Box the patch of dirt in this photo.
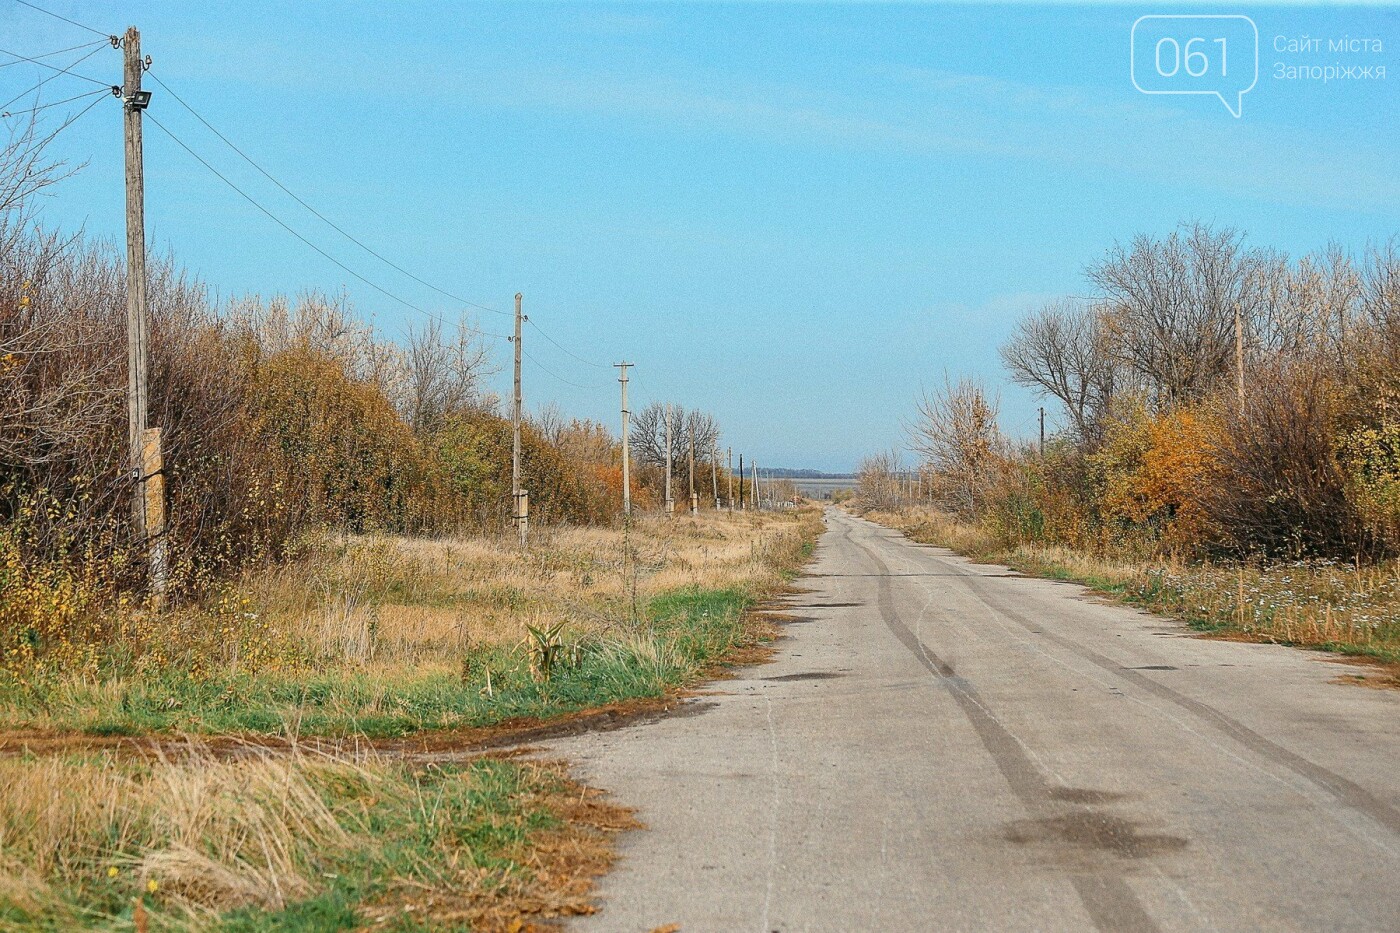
[1327,655,1400,691]
[363,757,642,932]
[1003,810,1188,867]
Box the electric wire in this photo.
[144,70,512,320]
[1,84,107,118]
[13,0,649,417]
[31,85,106,136]
[522,348,608,391]
[0,42,108,84]
[12,0,111,38]
[0,37,106,69]
[143,70,624,373]
[8,12,616,379]
[145,110,511,342]
[0,41,108,113]
[526,317,611,368]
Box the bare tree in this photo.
[401,316,494,434]
[533,401,566,446]
[0,111,81,221]
[856,449,903,511]
[1000,300,1124,446]
[629,402,719,473]
[907,377,1003,518]
[1089,223,1275,404]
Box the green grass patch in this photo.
[0,586,763,738]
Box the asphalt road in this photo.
[548,508,1400,932]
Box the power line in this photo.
[522,348,608,390]
[0,41,109,113]
[527,317,611,369]
[1,84,107,118]
[12,0,111,38]
[0,42,108,85]
[25,84,107,137]
[144,70,512,320]
[144,110,511,343]
[0,37,106,69]
[143,69,623,373]
[140,67,639,378]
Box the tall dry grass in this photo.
[249,509,812,667]
[0,747,621,929]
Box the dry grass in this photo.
[0,508,823,736]
[249,509,810,666]
[0,748,635,930]
[0,510,824,926]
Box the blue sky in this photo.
[4,1,1397,471]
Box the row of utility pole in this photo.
[121,25,766,590]
[610,368,769,518]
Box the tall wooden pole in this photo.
[687,420,697,514]
[123,27,165,596]
[512,292,526,545]
[124,27,148,539]
[1038,406,1045,456]
[615,362,631,517]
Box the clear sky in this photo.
[4,1,1397,472]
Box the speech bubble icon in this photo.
[1131,15,1258,118]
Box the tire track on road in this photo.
[847,523,1161,933]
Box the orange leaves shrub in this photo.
[1097,405,1220,551]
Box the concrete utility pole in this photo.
[614,362,632,516]
[737,453,744,511]
[663,404,674,514]
[711,443,720,510]
[687,421,697,514]
[512,292,527,546]
[751,463,760,510]
[726,447,734,511]
[1234,301,1245,407]
[123,26,164,596]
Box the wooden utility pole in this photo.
[1234,301,1245,407]
[711,443,720,510]
[512,293,527,546]
[663,404,674,514]
[614,362,632,517]
[123,26,164,596]
[1038,407,1045,456]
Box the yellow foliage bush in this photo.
[1094,404,1220,552]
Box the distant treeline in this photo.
[863,222,1400,563]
